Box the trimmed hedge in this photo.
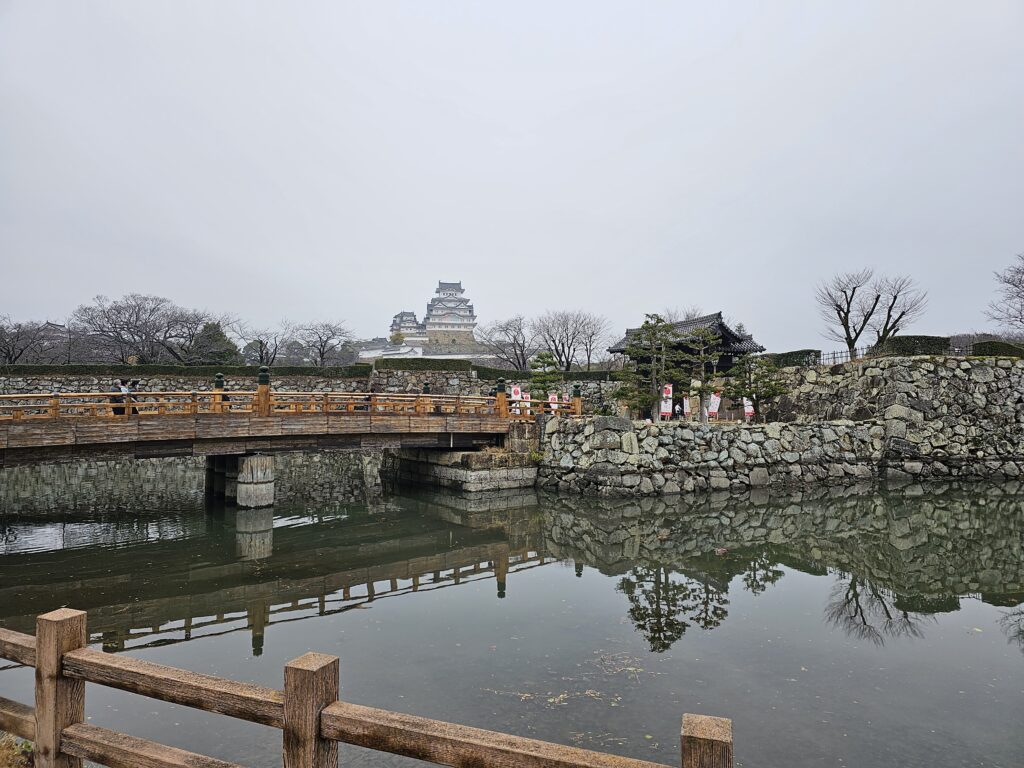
[972,340,1024,358]
[374,358,473,372]
[471,365,520,380]
[0,364,372,378]
[764,349,821,368]
[875,336,950,356]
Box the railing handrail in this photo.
[0,610,733,767]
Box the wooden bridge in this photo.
[0,608,734,768]
[0,376,581,470]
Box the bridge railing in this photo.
[0,609,733,768]
[0,390,585,421]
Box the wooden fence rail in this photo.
[0,389,584,422]
[0,609,733,768]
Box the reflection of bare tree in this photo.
[825,575,935,645]
[617,566,729,652]
[999,607,1024,655]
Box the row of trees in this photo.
[0,294,354,368]
[476,310,612,371]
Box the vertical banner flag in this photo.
[743,398,755,419]
[660,383,673,417]
[549,393,559,412]
[510,384,522,414]
[708,392,722,418]
[682,396,691,416]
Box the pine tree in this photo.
[529,351,562,396]
[677,326,722,424]
[723,355,787,422]
[615,314,687,420]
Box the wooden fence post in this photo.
[213,373,225,414]
[49,393,61,420]
[495,379,509,419]
[257,367,272,417]
[681,714,733,768]
[35,609,87,768]
[572,384,583,416]
[283,652,339,768]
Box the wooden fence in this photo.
[0,609,733,768]
[0,389,583,422]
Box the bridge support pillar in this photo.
[231,508,274,560]
[205,456,228,497]
[237,454,275,508]
[224,456,239,503]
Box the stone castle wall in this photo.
[0,370,620,411]
[539,356,1024,495]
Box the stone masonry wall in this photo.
[0,371,620,412]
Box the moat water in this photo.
[0,483,1022,767]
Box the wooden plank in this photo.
[35,608,87,768]
[62,647,285,728]
[248,416,284,437]
[681,714,733,768]
[0,626,36,666]
[280,414,328,435]
[134,440,194,459]
[370,415,411,434]
[61,724,244,768]
[195,415,253,440]
[321,701,673,768]
[407,415,448,433]
[74,419,139,445]
[6,422,76,449]
[445,415,510,433]
[136,416,197,442]
[192,439,250,456]
[0,423,8,449]
[0,694,35,740]
[326,413,372,434]
[283,653,339,768]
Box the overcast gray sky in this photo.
[1,1,1022,351]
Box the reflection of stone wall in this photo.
[541,484,1024,601]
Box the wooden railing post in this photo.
[257,366,272,418]
[49,392,60,420]
[572,384,583,416]
[213,373,225,414]
[283,652,339,768]
[35,609,87,768]
[681,714,733,768]
[495,379,509,419]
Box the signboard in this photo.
[548,393,559,412]
[660,383,673,418]
[743,398,755,420]
[708,392,722,419]
[510,385,522,400]
[682,396,691,416]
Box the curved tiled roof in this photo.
[608,311,764,354]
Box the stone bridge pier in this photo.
[205,454,276,508]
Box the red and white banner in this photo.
[708,392,722,418]
[510,385,522,400]
[660,383,673,417]
[549,393,559,412]
[682,397,691,416]
[743,398,755,419]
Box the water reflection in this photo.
[1,483,1022,655]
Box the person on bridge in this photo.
[110,381,125,415]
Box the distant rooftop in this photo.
[608,312,764,355]
[437,281,463,292]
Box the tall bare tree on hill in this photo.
[295,321,353,367]
[987,253,1024,330]
[578,313,611,371]
[817,270,927,358]
[235,321,295,366]
[476,315,536,371]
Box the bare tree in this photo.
[476,315,536,371]
[68,294,220,364]
[532,310,588,371]
[987,253,1024,330]
[869,275,928,345]
[234,321,294,366]
[0,316,54,364]
[816,269,881,358]
[578,313,611,371]
[663,305,705,323]
[294,321,352,367]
